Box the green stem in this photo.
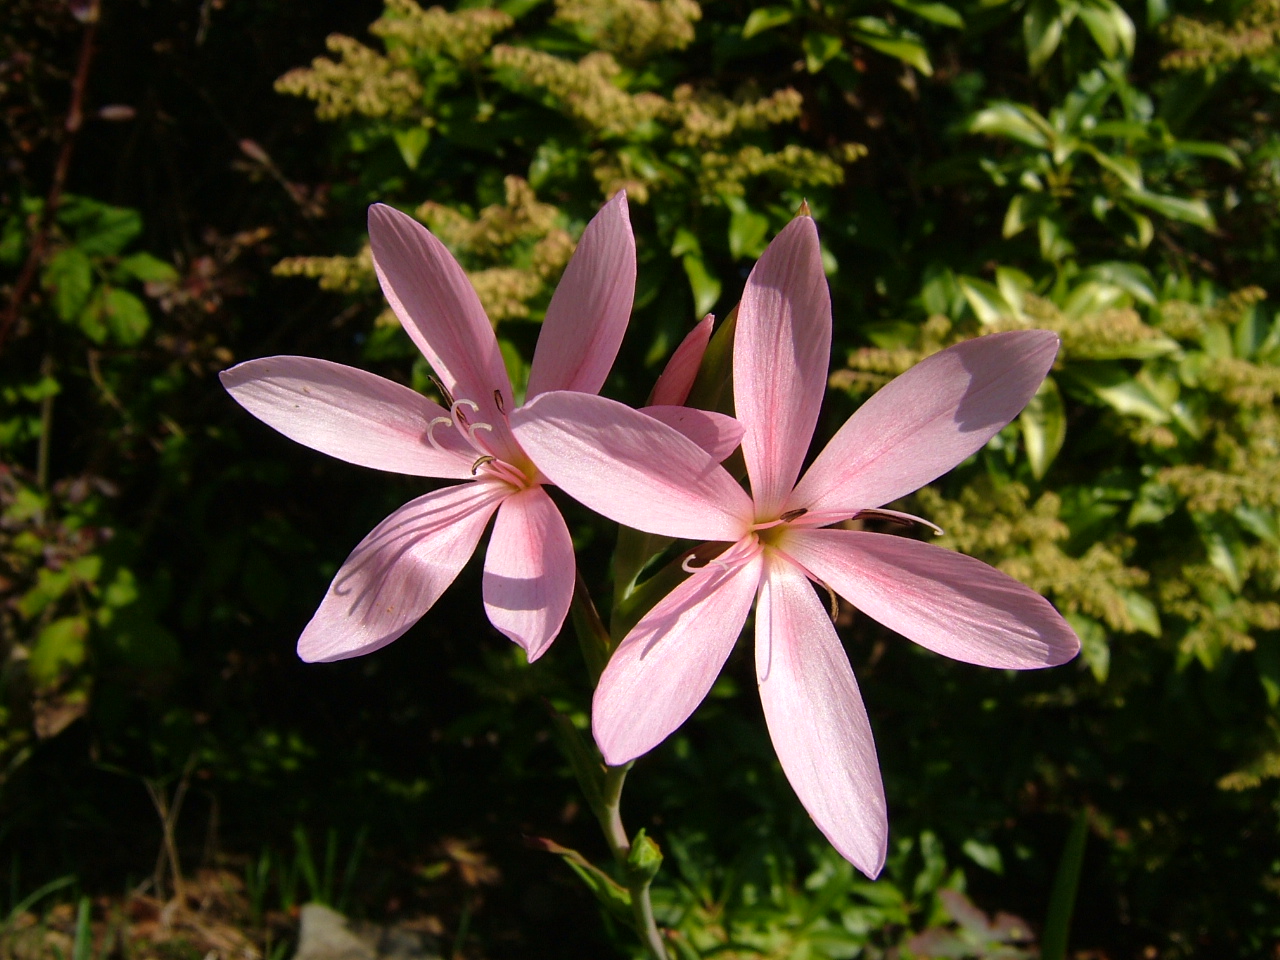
[599,764,668,960]
[567,585,668,959]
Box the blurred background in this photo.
[2,0,1279,956]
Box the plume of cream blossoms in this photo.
[509,212,1081,877]
[220,194,740,665]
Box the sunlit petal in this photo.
[511,391,755,541]
[735,216,831,517]
[641,405,744,462]
[792,331,1059,515]
[367,203,520,461]
[527,192,635,398]
[483,486,575,662]
[649,314,714,406]
[297,480,508,663]
[220,356,475,478]
[593,540,764,765]
[756,553,887,877]
[780,528,1080,668]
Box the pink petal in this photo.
[780,528,1080,668]
[648,314,714,406]
[755,553,887,877]
[220,356,475,479]
[640,405,744,462]
[510,391,755,541]
[367,204,521,463]
[526,192,635,399]
[297,479,508,663]
[483,486,574,662]
[593,540,764,764]
[792,331,1060,516]
[735,216,832,518]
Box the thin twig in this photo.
[0,0,103,354]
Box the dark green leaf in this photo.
[118,252,179,283]
[43,247,94,322]
[100,287,151,345]
[742,5,793,38]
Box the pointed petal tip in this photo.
[367,201,402,233]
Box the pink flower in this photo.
[509,214,1080,876]
[221,194,668,664]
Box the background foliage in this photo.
[2,0,1279,956]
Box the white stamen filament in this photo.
[425,416,454,451]
[467,421,493,446]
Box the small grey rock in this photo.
[291,903,442,960]
[292,904,376,960]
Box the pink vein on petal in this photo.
[641,405,744,462]
[483,486,575,663]
[511,391,754,541]
[527,191,635,399]
[755,553,887,877]
[220,356,475,479]
[792,330,1060,516]
[649,314,714,406]
[735,216,831,517]
[781,528,1081,668]
[593,540,764,765]
[367,203,519,461]
[298,479,508,663]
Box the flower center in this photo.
[425,394,530,488]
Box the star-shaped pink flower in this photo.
[221,194,733,664]
[509,214,1080,876]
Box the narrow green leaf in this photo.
[570,577,613,683]
[1019,376,1067,479]
[72,897,93,960]
[1042,811,1089,960]
[1038,215,1075,261]
[1170,139,1242,168]
[1192,512,1246,592]
[1002,193,1039,238]
[1234,504,1279,545]
[548,708,608,816]
[967,103,1052,149]
[1123,190,1215,229]
[1078,0,1135,59]
[118,252,179,283]
[1024,0,1066,72]
[850,19,932,74]
[681,254,720,318]
[1064,363,1170,422]
[1121,590,1161,636]
[1087,147,1143,191]
[742,5,793,38]
[728,206,769,260]
[887,0,965,27]
[803,31,844,73]
[962,839,1004,874]
[526,836,633,924]
[393,126,430,170]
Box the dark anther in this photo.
[819,580,839,622]
[429,375,454,408]
[471,455,496,475]
[780,507,808,522]
[494,390,505,414]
